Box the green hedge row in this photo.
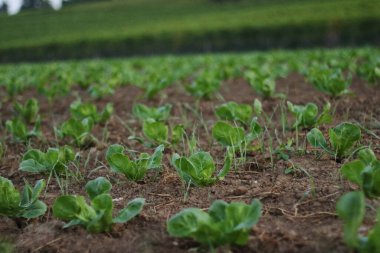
[1,18,379,63]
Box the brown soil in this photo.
[1,73,380,253]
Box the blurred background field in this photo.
[0,0,379,62]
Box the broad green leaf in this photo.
[85,177,112,200]
[21,200,47,219]
[53,195,85,221]
[329,123,361,158]
[340,160,365,186]
[0,176,21,217]
[132,103,171,122]
[358,148,377,165]
[212,121,245,147]
[167,208,216,242]
[336,191,365,248]
[172,125,185,144]
[147,145,164,170]
[88,194,113,233]
[361,161,380,198]
[215,102,253,125]
[143,121,168,145]
[307,128,329,151]
[253,99,262,115]
[113,198,145,223]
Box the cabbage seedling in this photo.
[141,121,184,146]
[171,148,232,186]
[19,146,76,174]
[340,148,380,199]
[336,191,380,252]
[14,98,39,124]
[307,66,352,97]
[56,117,95,147]
[0,177,47,219]
[307,122,361,161]
[212,120,262,149]
[186,71,221,99]
[167,199,262,248]
[5,117,42,143]
[53,177,145,233]
[132,103,172,122]
[215,102,253,126]
[245,71,285,99]
[106,144,164,181]
[287,101,332,129]
[70,100,113,124]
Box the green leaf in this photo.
[223,199,262,245]
[171,125,185,144]
[215,102,253,125]
[358,148,377,165]
[147,145,164,170]
[143,121,169,145]
[167,208,217,244]
[99,103,114,124]
[167,199,262,247]
[316,102,332,125]
[88,194,113,233]
[53,195,84,221]
[361,161,380,198]
[113,198,145,223]
[85,177,112,200]
[132,103,171,122]
[216,148,233,180]
[253,99,262,115]
[246,118,262,141]
[0,176,21,217]
[21,200,47,219]
[14,98,39,124]
[340,160,365,186]
[336,191,365,248]
[212,121,245,147]
[307,128,329,151]
[329,123,361,159]
[106,144,125,172]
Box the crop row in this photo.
[0,48,379,251]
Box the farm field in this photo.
[0,47,380,252]
[1,0,380,61]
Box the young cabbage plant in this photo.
[212,120,262,150]
[14,98,39,124]
[307,122,361,161]
[0,177,47,219]
[356,56,380,85]
[19,146,76,174]
[307,66,352,97]
[106,144,164,181]
[340,148,380,199]
[245,71,284,99]
[215,102,253,126]
[142,74,173,99]
[336,191,380,252]
[287,101,332,129]
[56,117,95,147]
[140,121,184,146]
[52,177,145,233]
[132,103,172,122]
[186,72,221,99]
[171,148,233,187]
[70,100,113,124]
[167,199,262,248]
[5,117,42,143]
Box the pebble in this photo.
[233,186,248,195]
